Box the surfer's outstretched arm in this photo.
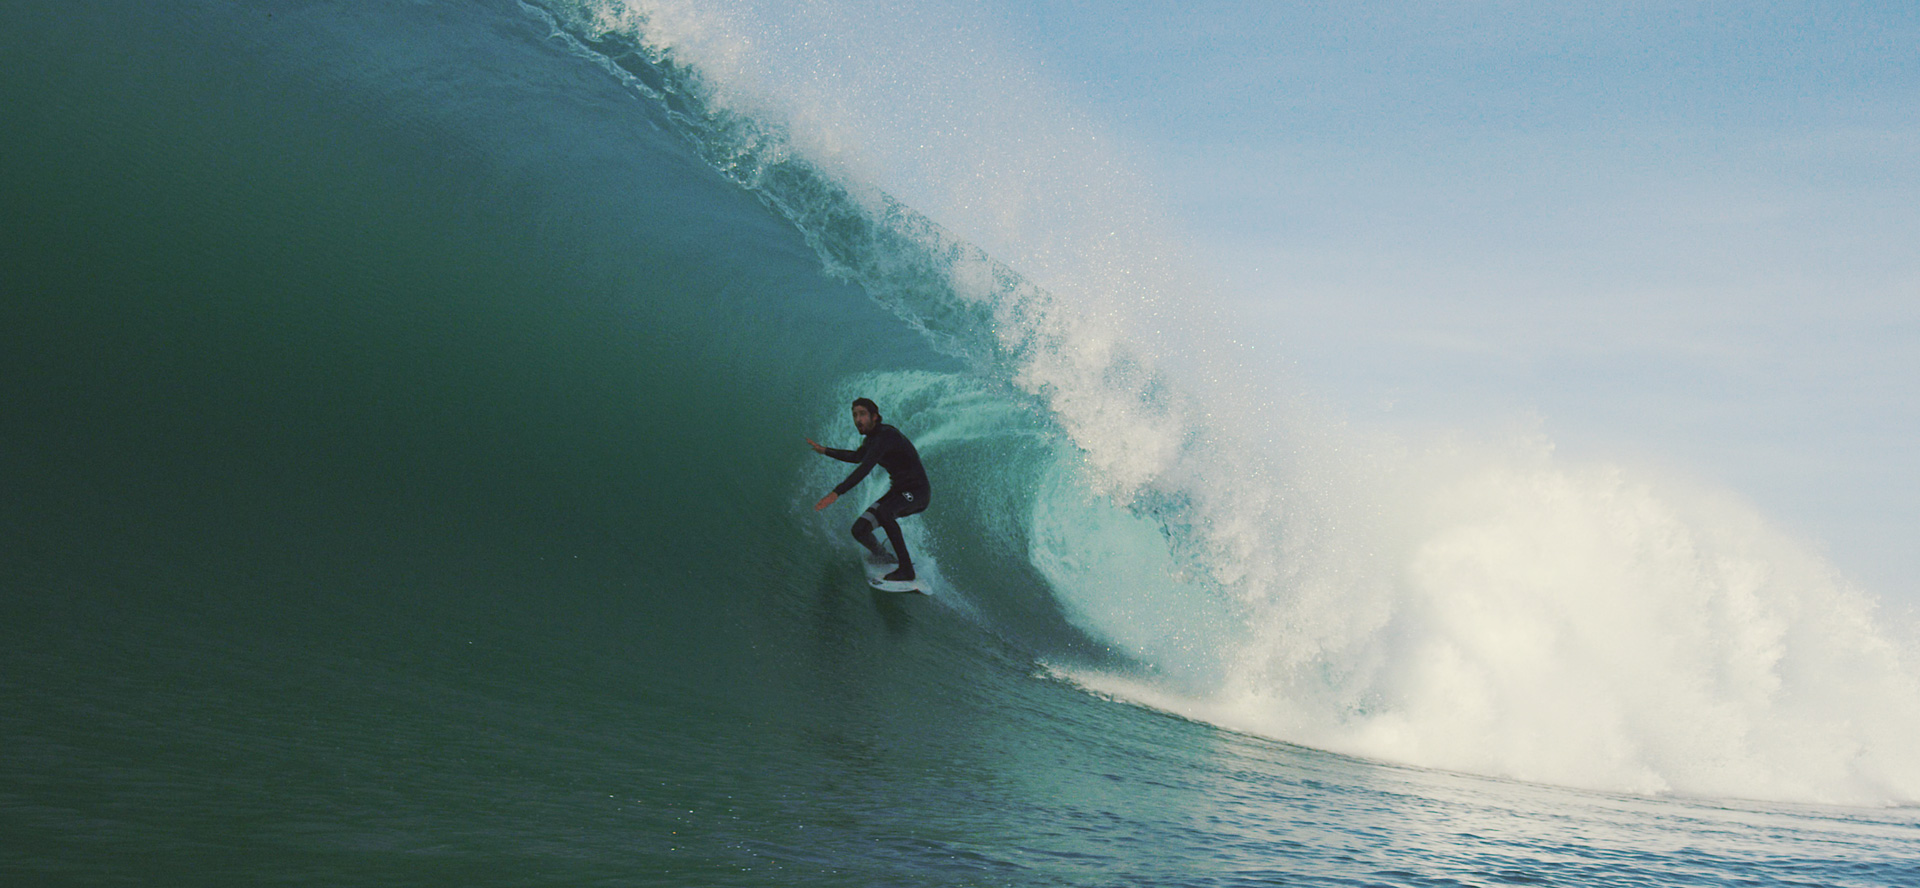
[808,435,864,510]
[808,436,862,464]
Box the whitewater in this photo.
[537,0,1920,807]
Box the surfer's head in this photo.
[851,398,881,435]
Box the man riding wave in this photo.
[808,397,930,586]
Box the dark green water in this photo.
[1,0,954,878]
[5,2,1917,885]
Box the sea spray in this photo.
[1216,436,1920,803]
[528,0,1920,804]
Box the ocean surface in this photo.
[4,1,1917,885]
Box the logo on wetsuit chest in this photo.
[903,491,916,503]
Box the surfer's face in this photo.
[852,404,877,434]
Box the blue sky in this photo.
[981,1,1920,601]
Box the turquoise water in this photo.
[4,1,1917,884]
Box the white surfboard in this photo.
[863,558,927,595]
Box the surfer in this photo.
[808,397,930,585]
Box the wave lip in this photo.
[532,0,1920,806]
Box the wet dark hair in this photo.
[851,397,881,422]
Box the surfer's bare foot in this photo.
[883,566,915,582]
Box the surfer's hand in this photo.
[815,492,838,511]
[806,437,826,454]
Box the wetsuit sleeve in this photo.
[821,446,860,464]
[832,435,890,495]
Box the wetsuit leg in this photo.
[857,487,929,576]
[879,516,910,571]
[850,514,890,561]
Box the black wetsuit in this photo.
[823,424,930,575]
